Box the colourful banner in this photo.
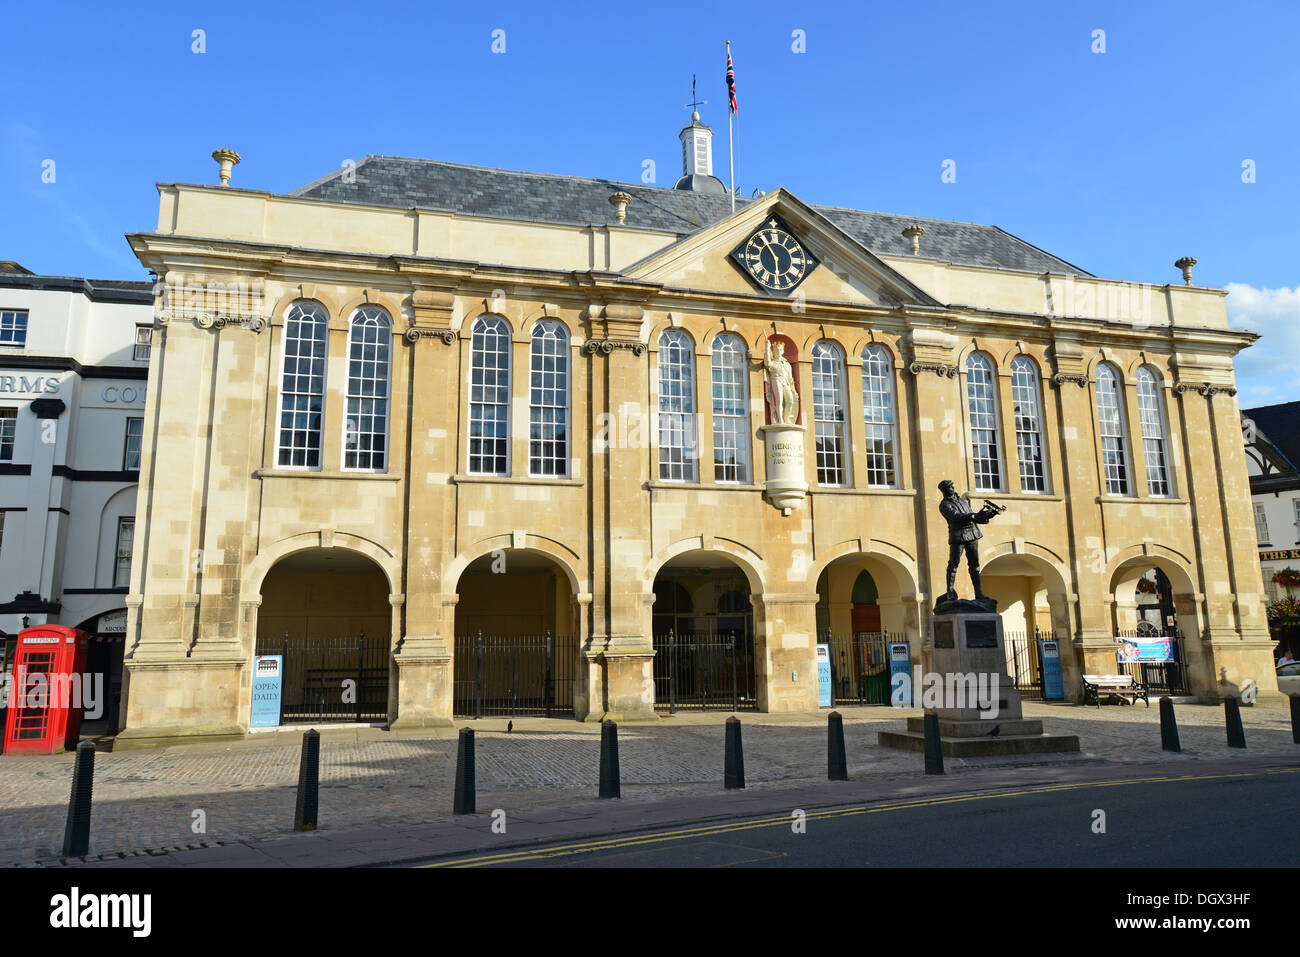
[1115,636,1174,664]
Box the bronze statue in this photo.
[936,479,1001,611]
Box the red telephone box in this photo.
[2,626,90,755]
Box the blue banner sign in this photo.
[1115,636,1174,664]
[1040,638,1065,700]
[250,654,283,728]
[816,643,833,707]
[889,642,912,706]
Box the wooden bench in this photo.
[1081,674,1149,708]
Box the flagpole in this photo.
[727,40,735,213]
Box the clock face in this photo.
[730,216,819,294]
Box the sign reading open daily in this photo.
[250,655,283,727]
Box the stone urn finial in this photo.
[212,148,242,187]
[609,191,633,225]
[1175,256,1197,285]
[902,223,925,255]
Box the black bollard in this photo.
[923,712,944,775]
[454,727,476,814]
[1291,695,1300,746]
[62,740,96,858]
[294,729,320,831]
[827,711,848,781]
[1159,696,1181,753]
[724,716,745,789]
[599,720,620,799]
[1225,697,1247,749]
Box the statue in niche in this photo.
[763,338,799,425]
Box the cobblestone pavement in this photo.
[1,701,1294,866]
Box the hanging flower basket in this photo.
[1268,595,1300,625]
[1271,567,1300,589]
[1136,578,1158,595]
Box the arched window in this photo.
[812,341,850,486]
[277,300,329,469]
[1094,362,1130,495]
[1010,355,1047,492]
[657,329,697,482]
[860,344,897,487]
[711,333,750,483]
[343,306,391,472]
[1136,367,1171,496]
[528,320,569,476]
[965,353,1002,491]
[468,315,511,475]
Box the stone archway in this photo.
[813,551,920,705]
[1108,556,1203,694]
[451,549,578,718]
[980,551,1077,700]
[651,550,759,712]
[256,548,392,723]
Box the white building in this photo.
[0,262,153,723]
[1241,401,1300,652]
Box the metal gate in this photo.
[254,634,390,723]
[823,631,895,705]
[452,633,577,718]
[653,630,757,713]
[1005,630,1052,701]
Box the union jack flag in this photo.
[726,49,737,114]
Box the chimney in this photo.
[902,223,926,256]
[212,148,242,187]
[608,191,632,225]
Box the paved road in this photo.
[416,765,1300,867]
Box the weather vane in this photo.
[684,73,708,113]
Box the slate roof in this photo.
[292,155,1092,277]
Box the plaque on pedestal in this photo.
[760,423,807,514]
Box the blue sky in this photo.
[2,0,1296,404]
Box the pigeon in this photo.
[507,720,513,733]
[987,724,1000,737]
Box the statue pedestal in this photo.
[759,423,807,514]
[878,611,1080,756]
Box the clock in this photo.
[729,215,819,294]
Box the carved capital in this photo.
[1050,372,1090,389]
[404,327,457,345]
[907,360,958,378]
[582,338,646,357]
[1174,381,1237,397]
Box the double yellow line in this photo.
[421,766,1297,867]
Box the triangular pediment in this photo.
[623,188,941,308]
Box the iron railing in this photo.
[452,633,577,718]
[254,633,390,723]
[652,630,757,713]
[822,630,897,705]
[1004,629,1059,701]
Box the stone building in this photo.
[117,123,1278,745]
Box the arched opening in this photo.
[651,551,757,711]
[255,549,392,723]
[814,553,916,704]
[452,549,577,717]
[980,552,1075,700]
[1109,558,1197,695]
[73,609,127,735]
